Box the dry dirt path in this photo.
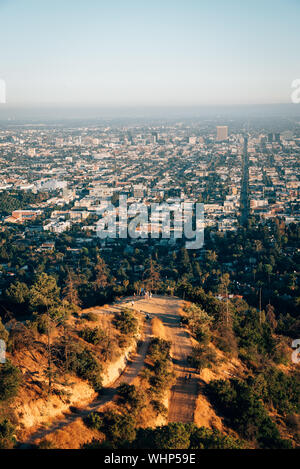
[130,296,198,423]
[23,295,197,445]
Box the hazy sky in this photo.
[0,0,299,107]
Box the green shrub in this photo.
[74,348,103,392]
[92,411,136,447]
[135,424,210,449]
[188,345,217,372]
[84,417,244,450]
[5,281,29,305]
[80,327,107,345]
[251,368,300,416]
[189,426,244,449]
[85,412,103,431]
[143,338,174,398]
[148,338,171,362]
[0,361,21,401]
[135,423,191,449]
[85,312,99,322]
[32,312,49,334]
[116,384,146,413]
[184,304,213,345]
[235,312,276,359]
[114,309,138,336]
[206,378,292,448]
[55,340,103,392]
[0,419,16,449]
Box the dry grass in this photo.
[9,303,139,439]
[151,317,166,339]
[36,418,103,449]
[194,392,223,431]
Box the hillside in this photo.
[1,294,298,449]
[0,299,144,446]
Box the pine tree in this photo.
[62,269,82,307]
[144,258,161,292]
[266,303,277,331]
[30,273,60,394]
[94,256,109,290]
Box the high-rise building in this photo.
[149,131,158,144]
[216,126,228,141]
[267,132,280,143]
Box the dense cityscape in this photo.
[0,122,299,235]
[0,115,299,450]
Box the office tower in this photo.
[268,133,273,142]
[151,131,158,143]
[274,133,281,142]
[216,126,228,141]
